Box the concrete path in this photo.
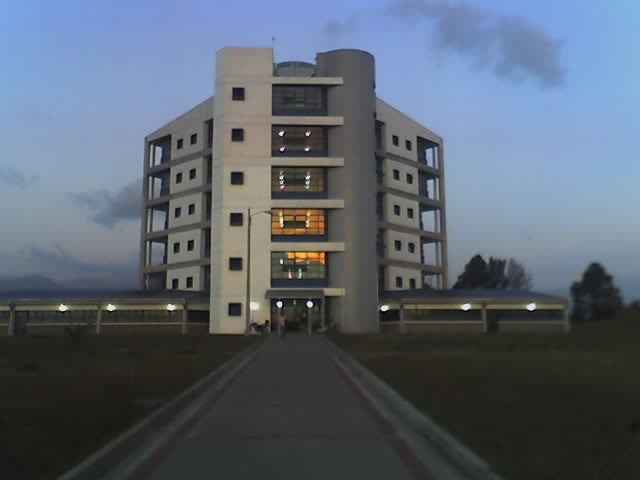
[113,335,434,480]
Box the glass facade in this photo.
[271,167,326,198]
[271,252,327,286]
[272,86,326,116]
[271,209,326,239]
[272,126,327,156]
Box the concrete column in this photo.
[316,49,378,334]
[563,307,571,333]
[481,303,488,334]
[139,141,151,289]
[96,307,102,335]
[8,304,16,336]
[399,304,405,334]
[182,304,188,335]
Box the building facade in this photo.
[140,47,448,334]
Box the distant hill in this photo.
[0,275,65,291]
[0,273,138,292]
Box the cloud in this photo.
[69,178,142,228]
[326,0,566,88]
[0,165,39,188]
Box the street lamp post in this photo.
[245,208,271,335]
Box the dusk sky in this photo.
[1,0,638,299]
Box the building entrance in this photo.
[270,298,323,334]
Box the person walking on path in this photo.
[277,313,287,339]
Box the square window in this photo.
[190,133,197,145]
[188,204,195,215]
[395,276,403,288]
[393,204,400,216]
[174,207,182,218]
[176,172,183,184]
[393,169,400,180]
[229,257,243,271]
[232,87,245,101]
[407,208,414,219]
[177,138,183,150]
[172,278,179,289]
[230,171,244,185]
[231,128,244,142]
[409,278,416,289]
[189,168,196,180]
[394,240,402,251]
[173,242,180,254]
[406,140,412,151]
[408,242,416,254]
[228,303,242,316]
[187,240,195,251]
[406,173,414,184]
[230,212,244,226]
[186,277,193,288]
[392,135,399,146]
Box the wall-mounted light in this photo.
[306,300,314,309]
[279,146,286,152]
[304,147,310,152]
[278,130,286,137]
[106,304,116,312]
[250,301,260,311]
[526,303,537,312]
[380,305,390,312]
[461,303,471,311]
[167,304,177,312]
[305,131,311,137]
[276,300,284,309]
[58,304,68,313]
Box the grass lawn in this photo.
[335,318,640,480]
[0,335,259,480]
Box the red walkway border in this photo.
[332,357,435,480]
[128,349,260,480]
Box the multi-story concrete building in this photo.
[140,47,448,334]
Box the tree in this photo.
[570,263,623,321]
[505,259,533,290]
[453,254,490,289]
[453,255,532,289]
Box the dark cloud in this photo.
[29,245,116,273]
[326,0,566,88]
[26,245,138,289]
[0,165,39,188]
[69,178,142,228]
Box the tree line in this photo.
[452,254,630,321]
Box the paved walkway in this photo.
[116,335,432,480]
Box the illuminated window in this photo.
[271,167,325,195]
[271,209,326,237]
[272,126,326,156]
[271,252,326,281]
